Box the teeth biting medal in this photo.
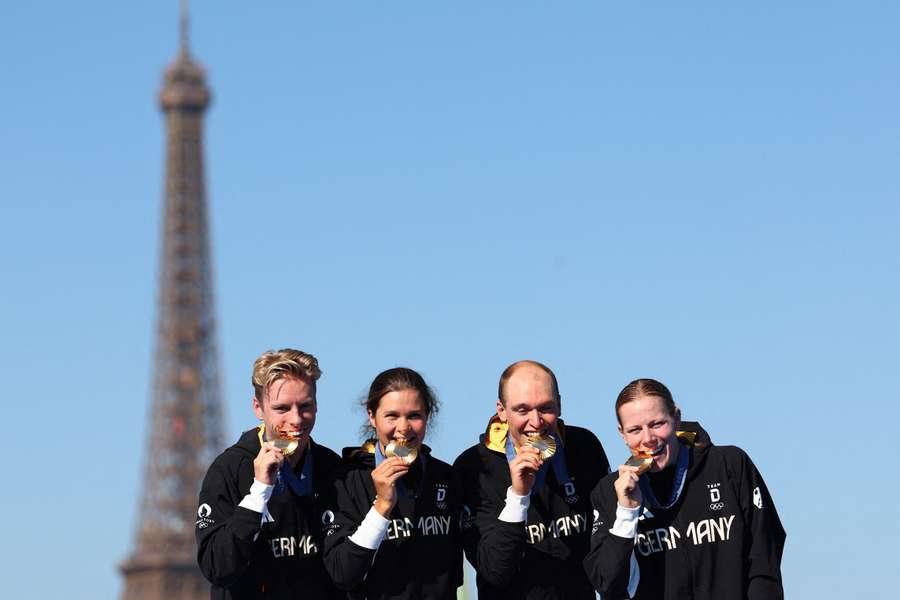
[524,432,557,459]
[272,427,301,456]
[624,446,662,474]
[384,439,418,464]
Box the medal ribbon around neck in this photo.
[261,428,314,497]
[638,440,689,510]
[374,441,427,499]
[504,432,573,497]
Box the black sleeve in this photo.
[454,452,526,587]
[728,449,786,600]
[450,467,466,589]
[582,476,637,600]
[320,468,378,591]
[195,457,262,586]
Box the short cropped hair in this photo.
[614,378,676,424]
[497,360,561,405]
[252,348,321,402]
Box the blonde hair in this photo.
[252,348,322,402]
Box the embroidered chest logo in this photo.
[563,480,579,505]
[435,484,448,510]
[196,503,215,529]
[707,482,726,511]
[460,504,474,530]
[322,509,341,537]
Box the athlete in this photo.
[453,360,610,599]
[322,367,462,599]
[583,378,786,600]
[195,349,342,599]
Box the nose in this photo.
[527,410,542,430]
[639,427,654,448]
[286,406,302,426]
[395,417,410,437]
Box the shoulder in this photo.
[705,444,751,467]
[589,470,620,506]
[208,434,256,475]
[201,441,254,495]
[425,452,453,474]
[564,424,604,450]
[698,444,757,481]
[312,441,342,473]
[452,441,503,476]
[452,442,482,468]
[563,424,610,479]
[334,449,374,481]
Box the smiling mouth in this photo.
[277,427,305,439]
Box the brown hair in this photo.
[252,348,321,402]
[360,367,440,437]
[498,360,561,406]
[614,378,676,424]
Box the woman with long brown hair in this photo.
[322,367,462,599]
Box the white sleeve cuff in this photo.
[498,486,531,523]
[348,506,390,550]
[609,503,641,539]
[238,479,274,515]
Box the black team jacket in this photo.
[452,417,610,600]
[195,426,343,600]
[321,442,463,600]
[583,422,786,600]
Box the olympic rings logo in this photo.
[709,502,725,511]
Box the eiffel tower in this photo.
[119,2,225,598]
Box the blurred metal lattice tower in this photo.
[120,3,224,598]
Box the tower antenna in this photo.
[180,0,190,54]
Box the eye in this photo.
[408,412,424,421]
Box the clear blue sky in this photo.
[1,2,897,598]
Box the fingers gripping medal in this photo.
[272,427,301,457]
[384,439,418,464]
[524,432,557,459]
[624,451,653,474]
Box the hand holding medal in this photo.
[272,426,302,457]
[615,449,654,509]
[384,439,418,464]
[372,442,412,517]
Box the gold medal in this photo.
[524,432,557,459]
[272,428,301,457]
[384,440,418,464]
[624,453,653,474]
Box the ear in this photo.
[495,398,507,422]
[367,409,377,432]
[617,422,627,444]
[673,406,682,430]
[557,395,562,417]
[252,395,265,420]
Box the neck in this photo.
[289,443,309,468]
[668,437,681,466]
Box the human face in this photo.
[496,367,560,449]
[617,394,681,472]
[253,376,317,457]
[368,389,428,452]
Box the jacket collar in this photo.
[482,414,568,453]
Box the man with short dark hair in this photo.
[196,349,342,599]
[453,360,610,599]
